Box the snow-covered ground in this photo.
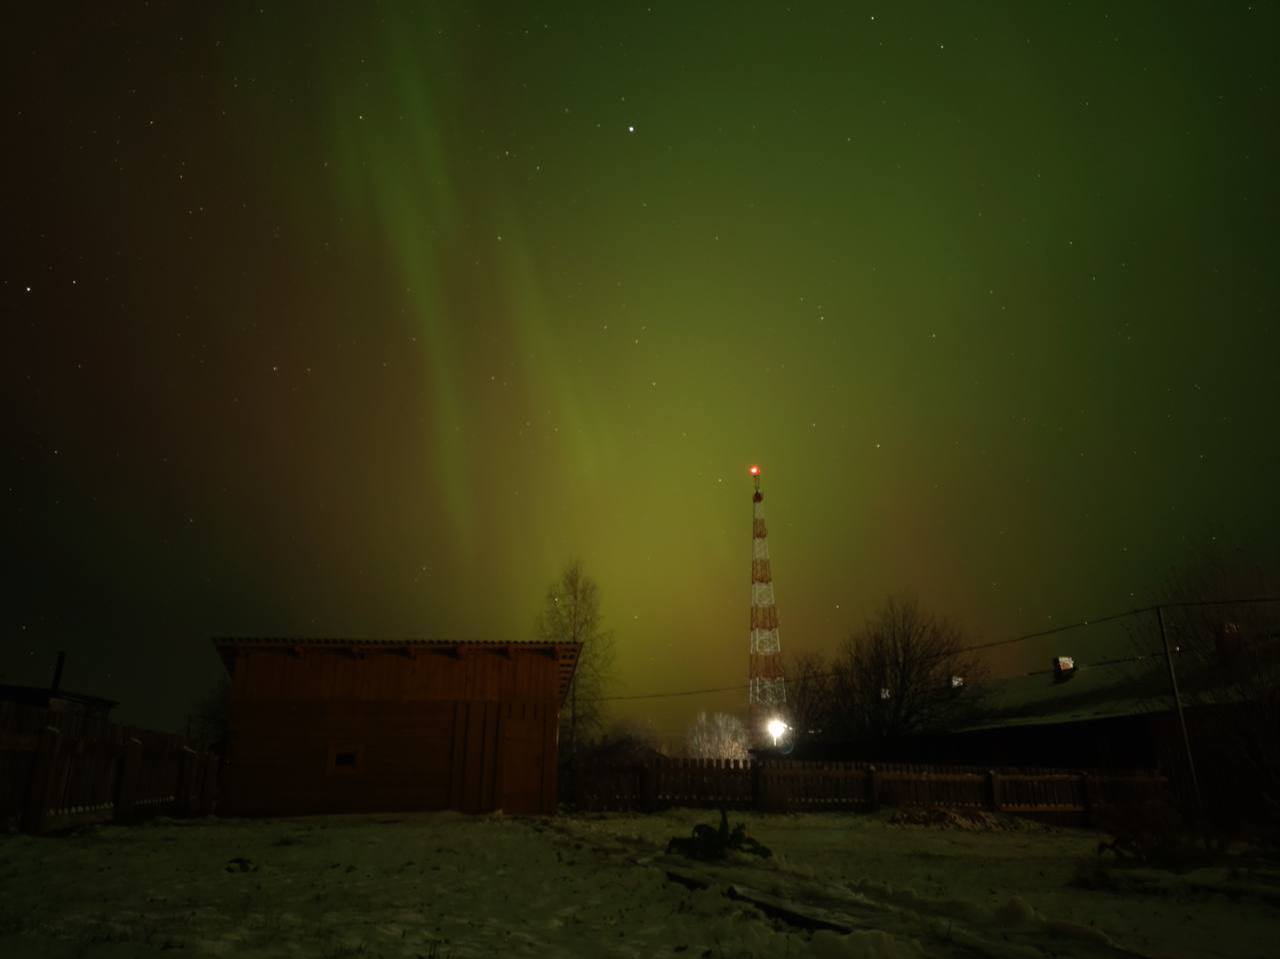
[0,808,1276,958]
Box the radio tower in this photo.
[747,464,786,743]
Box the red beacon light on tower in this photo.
[748,465,761,476]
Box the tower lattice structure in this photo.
[747,465,786,740]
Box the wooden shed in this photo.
[213,638,580,817]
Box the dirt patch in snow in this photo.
[886,805,1046,831]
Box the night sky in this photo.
[6,2,1278,739]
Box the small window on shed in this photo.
[327,744,364,775]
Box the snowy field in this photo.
[1,808,1277,958]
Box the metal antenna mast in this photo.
[747,465,787,743]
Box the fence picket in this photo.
[573,754,1168,821]
[1,701,220,832]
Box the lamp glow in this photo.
[766,717,787,746]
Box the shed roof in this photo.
[212,637,582,707]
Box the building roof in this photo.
[959,656,1180,731]
[961,646,1278,732]
[212,637,583,707]
[0,684,119,711]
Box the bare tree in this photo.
[535,559,617,759]
[587,717,667,762]
[685,711,750,761]
[187,676,230,752]
[831,596,986,740]
[784,650,834,738]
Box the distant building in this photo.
[0,684,118,720]
[943,632,1280,773]
[0,651,118,729]
[789,636,1278,809]
[213,638,581,816]
[929,659,1176,770]
[823,639,1279,816]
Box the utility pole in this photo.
[1156,604,1202,814]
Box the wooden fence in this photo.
[0,702,219,833]
[575,757,1168,823]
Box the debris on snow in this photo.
[886,805,1045,831]
[666,808,773,861]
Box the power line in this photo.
[589,596,1280,703]
[601,683,751,702]
[1022,652,1151,677]
[962,606,1146,652]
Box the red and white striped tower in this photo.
[747,464,786,742]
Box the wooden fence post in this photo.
[867,766,881,811]
[757,761,787,813]
[986,769,1002,811]
[1079,772,1091,824]
[175,746,197,816]
[202,753,220,814]
[22,726,62,833]
[639,762,657,812]
[115,737,143,822]
[768,757,788,814]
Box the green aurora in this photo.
[5,1,1278,737]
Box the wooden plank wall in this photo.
[226,698,559,817]
[498,701,556,815]
[224,699,456,815]
[223,646,563,816]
